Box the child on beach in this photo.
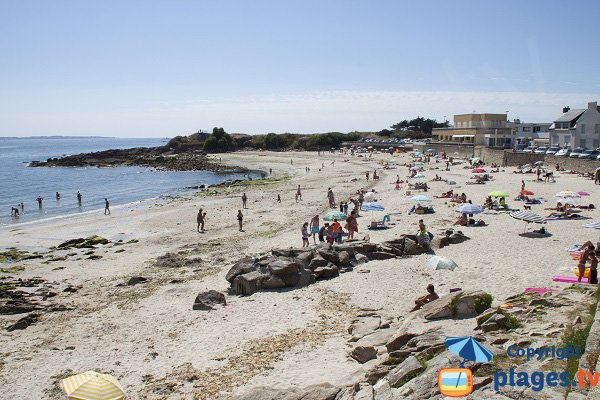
[301,222,310,247]
[310,215,319,244]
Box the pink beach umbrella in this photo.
[577,191,590,196]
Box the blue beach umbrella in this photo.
[323,211,347,221]
[445,336,493,364]
[362,202,385,212]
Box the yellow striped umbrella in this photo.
[61,371,126,400]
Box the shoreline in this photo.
[1,150,599,399]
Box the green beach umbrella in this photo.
[488,191,508,198]
[323,211,347,221]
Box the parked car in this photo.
[569,148,585,158]
[545,146,560,155]
[522,146,536,153]
[579,149,600,159]
[514,144,527,152]
[534,146,548,154]
[555,148,571,157]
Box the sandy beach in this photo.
[1,150,599,399]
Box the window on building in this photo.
[580,139,586,148]
[580,124,586,134]
[522,127,531,132]
[594,139,599,148]
[533,126,541,132]
[595,124,600,134]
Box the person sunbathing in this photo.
[484,196,493,209]
[411,284,439,311]
[454,213,468,226]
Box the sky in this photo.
[1,0,600,137]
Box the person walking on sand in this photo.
[242,193,248,209]
[237,210,244,231]
[296,185,302,201]
[197,208,206,232]
[36,196,43,208]
[345,210,358,240]
[77,191,82,205]
[277,194,281,203]
[310,215,319,244]
[301,222,310,248]
[365,171,369,181]
[521,180,525,191]
[104,198,111,215]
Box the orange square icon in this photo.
[438,367,473,397]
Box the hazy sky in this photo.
[1,0,599,137]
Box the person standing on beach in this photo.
[327,188,335,208]
[269,168,272,176]
[56,192,60,200]
[237,210,244,232]
[197,208,206,232]
[596,169,600,185]
[36,196,43,208]
[301,222,310,248]
[345,211,358,240]
[358,192,364,210]
[521,180,525,191]
[104,198,111,215]
[242,193,248,209]
[365,171,369,181]
[20,202,24,213]
[310,215,319,244]
[77,191,82,205]
[296,185,302,201]
[277,194,281,203]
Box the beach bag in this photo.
[590,269,598,284]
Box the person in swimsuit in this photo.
[578,243,594,282]
[197,208,205,232]
[237,210,244,232]
[301,222,310,248]
[309,215,319,244]
[345,211,358,240]
[411,284,439,311]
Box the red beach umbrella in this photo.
[520,190,534,196]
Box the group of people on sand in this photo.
[302,211,359,247]
[578,241,600,284]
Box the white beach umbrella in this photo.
[426,256,458,271]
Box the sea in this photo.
[0,137,259,225]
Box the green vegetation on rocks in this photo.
[57,236,110,249]
[0,248,43,263]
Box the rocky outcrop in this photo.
[421,290,492,320]
[192,290,227,311]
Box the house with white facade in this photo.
[507,119,551,145]
[549,102,600,148]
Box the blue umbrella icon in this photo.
[445,336,493,388]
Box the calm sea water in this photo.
[0,137,258,225]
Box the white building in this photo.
[549,102,600,148]
[507,119,551,145]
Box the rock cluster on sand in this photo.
[226,232,469,296]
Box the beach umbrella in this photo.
[510,211,546,232]
[362,202,385,212]
[584,222,600,230]
[323,211,347,221]
[411,194,431,202]
[471,168,486,173]
[577,191,590,196]
[445,336,493,364]
[364,192,377,202]
[470,157,480,162]
[559,197,579,206]
[455,204,483,215]
[427,256,458,271]
[520,190,535,196]
[413,173,425,179]
[61,371,126,400]
[555,191,579,198]
[488,191,508,198]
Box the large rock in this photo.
[314,264,339,280]
[6,313,39,331]
[268,259,301,276]
[448,231,470,244]
[225,256,257,283]
[338,251,350,266]
[261,275,287,289]
[350,345,377,364]
[422,290,490,320]
[354,386,374,400]
[365,364,395,385]
[308,255,329,271]
[385,331,417,353]
[402,238,430,255]
[295,251,314,266]
[318,249,340,264]
[231,271,269,295]
[354,253,369,264]
[372,379,393,400]
[332,243,357,255]
[192,290,226,310]
[348,316,382,342]
[356,327,397,347]
[386,355,423,388]
[271,248,309,258]
[366,252,396,261]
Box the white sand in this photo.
[1,150,598,399]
